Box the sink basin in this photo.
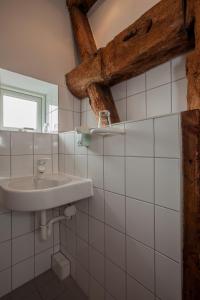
[0,173,93,211]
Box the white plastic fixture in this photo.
[90,127,125,136]
[0,173,93,240]
[0,173,93,211]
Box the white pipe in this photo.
[40,206,77,240]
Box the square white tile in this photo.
[105,292,115,300]
[75,134,87,155]
[90,277,105,300]
[89,217,104,254]
[171,55,186,81]
[11,155,33,177]
[127,274,154,300]
[77,237,89,271]
[76,263,89,296]
[111,81,126,101]
[77,210,89,242]
[147,84,171,118]
[12,212,34,238]
[155,206,181,262]
[52,134,58,154]
[146,62,171,89]
[155,158,181,210]
[0,213,11,243]
[115,99,127,122]
[65,228,76,257]
[127,236,154,292]
[34,133,51,155]
[105,225,125,269]
[35,229,53,254]
[89,246,104,286]
[127,74,146,96]
[104,156,125,195]
[64,132,74,154]
[74,97,81,112]
[105,259,126,300]
[104,124,125,156]
[0,156,10,177]
[154,114,180,158]
[58,109,74,132]
[172,78,187,113]
[126,197,154,247]
[59,154,64,172]
[125,119,154,157]
[64,154,75,175]
[11,132,33,155]
[89,188,105,222]
[0,268,11,297]
[127,93,146,121]
[58,86,74,111]
[155,252,182,300]
[81,98,89,112]
[75,155,87,177]
[0,240,11,271]
[35,248,53,276]
[76,198,89,214]
[0,131,10,155]
[81,111,87,127]
[88,155,103,188]
[12,257,34,289]
[88,135,103,156]
[53,154,58,173]
[126,157,154,203]
[87,110,97,128]
[12,232,34,264]
[105,191,125,233]
[74,112,80,128]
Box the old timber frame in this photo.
[66,1,200,298]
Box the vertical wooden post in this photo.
[67,3,120,125]
[186,0,200,109]
[182,109,200,300]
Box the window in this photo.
[0,88,45,132]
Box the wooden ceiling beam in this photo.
[66,0,195,99]
[67,0,120,124]
[66,0,98,13]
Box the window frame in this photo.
[0,85,46,132]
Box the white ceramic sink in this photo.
[0,173,93,211]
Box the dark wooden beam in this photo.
[186,0,200,110]
[182,109,200,300]
[69,5,97,60]
[66,0,98,13]
[66,0,195,99]
[67,1,120,124]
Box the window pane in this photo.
[3,95,37,129]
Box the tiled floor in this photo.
[0,270,88,300]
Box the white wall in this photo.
[0,0,80,132]
[59,113,182,300]
[0,0,75,86]
[0,131,59,297]
[88,0,160,47]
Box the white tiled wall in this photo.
[0,131,59,297]
[59,113,183,300]
[58,86,81,132]
[81,55,187,127]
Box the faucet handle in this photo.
[37,158,51,166]
[37,158,51,174]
